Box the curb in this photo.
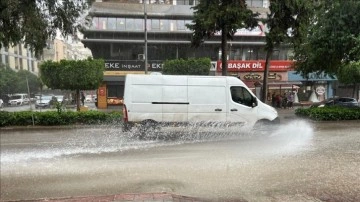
[4,192,204,202]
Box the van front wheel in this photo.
[253,119,279,132]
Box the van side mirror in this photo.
[252,97,258,108]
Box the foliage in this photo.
[0,110,123,127]
[40,58,104,91]
[162,58,211,75]
[293,0,360,76]
[0,0,93,56]
[0,64,41,95]
[40,58,104,111]
[295,106,360,121]
[187,0,258,76]
[261,0,314,102]
[337,62,360,85]
[337,62,360,98]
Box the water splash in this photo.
[1,120,314,164]
[267,120,314,154]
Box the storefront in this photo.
[288,71,337,103]
[216,60,299,98]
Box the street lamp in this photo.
[144,0,148,74]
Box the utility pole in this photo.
[144,0,148,74]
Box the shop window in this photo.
[107,85,124,105]
[116,18,126,30]
[230,86,253,107]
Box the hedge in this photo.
[0,110,123,127]
[295,106,360,121]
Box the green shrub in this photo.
[295,106,360,121]
[162,58,211,75]
[0,110,123,127]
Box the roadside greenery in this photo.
[0,110,122,127]
[0,64,41,95]
[40,58,105,111]
[162,58,211,75]
[293,0,360,88]
[295,107,360,121]
[0,0,93,56]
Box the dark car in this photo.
[313,97,359,108]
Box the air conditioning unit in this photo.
[138,54,145,61]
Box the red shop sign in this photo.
[217,60,294,72]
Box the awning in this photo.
[243,80,302,90]
[288,71,337,81]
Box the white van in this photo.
[123,74,278,132]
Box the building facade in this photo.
[0,44,39,75]
[82,0,337,108]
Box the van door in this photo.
[227,86,258,125]
[188,85,227,123]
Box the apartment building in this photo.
[42,37,92,62]
[0,44,39,75]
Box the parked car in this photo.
[8,93,30,106]
[0,99,3,108]
[54,95,64,103]
[35,95,53,108]
[314,97,359,108]
[85,95,95,102]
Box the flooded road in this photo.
[1,120,360,201]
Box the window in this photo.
[116,18,126,30]
[176,20,186,30]
[230,86,254,107]
[20,58,23,70]
[272,50,280,60]
[107,18,116,30]
[245,48,255,60]
[151,19,160,30]
[98,17,107,30]
[15,58,19,69]
[160,19,169,31]
[91,17,98,29]
[185,20,192,31]
[126,18,134,30]
[134,19,143,30]
[246,0,264,7]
